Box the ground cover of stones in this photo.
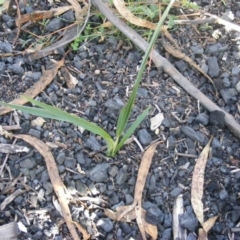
[0,0,240,239]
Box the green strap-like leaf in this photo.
[115,0,175,141]
[0,98,115,152]
[115,106,150,154]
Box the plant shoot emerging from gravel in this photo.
[0,1,175,156]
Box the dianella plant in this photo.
[0,1,175,157]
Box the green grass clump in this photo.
[0,1,175,156]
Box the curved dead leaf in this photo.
[0,58,64,115]
[106,141,162,240]
[13,134,89,240]
[135,141,161,240]
[191,137,213,225]
[198,228,208,240]
[202,215,218,233]
[113,0,156,30]
[104,207,157,239]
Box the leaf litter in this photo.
[105,141,163,240]
[113,0,156,30]
[13,134,90,240]
[31,0,91,59]
[191,136,218,239]
[0,58,64,115]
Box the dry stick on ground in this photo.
[92,0,240,139]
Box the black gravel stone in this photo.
[62,10,75,22]
[170,187,183,197]
[145,205,164,225]
[207,57,220,77]
[115,165,128,185]
[191,45,204,55]
[45,19,64,32]
[206,43,223,54]
[209,110,225,128]
[104,99,124,111]
[19,158,35,169]
[96,218,113,232]
[187,232,197,240]
[56,152,65,165]
[125,193,134,205]
[43,181,53,195]
[180,212,198,232]
[64,157,76,169]
[84,135,102,151]
[222,77,231,87]
[195,113,209,125]
[120,222,132,234]
[137,88,149,98]
[160,228,172,239]
[0,41,12,53]
[219,189,228,200]
[231,207,240,222]
[89,163,110,182]
[232,66,240,75]
[108,166,118,178]
[220,88,238,104]
[28,129,41,138]
[8,63,24,75]
[211,138,221,148]
[137,129,152,145]
[175,60,188,71]
[0,62,5,72]
[181,126,205,144]
[75,151,85,164]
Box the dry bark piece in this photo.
[1,125,22,131]
[0,222,20,240]
[173,194,186,240]
[61,66,78,88]
[13,134,90,240]
[0,143,29,153]
[0,58,64,115]
[0,189,25,211]
[92,0,240,139]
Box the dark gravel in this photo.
[0,0,240,240]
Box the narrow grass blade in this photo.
[0,102,63,120]
[116,107,126,137]
[0,99,115,152]
[115,0,175,139]
[115,106,150,154]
